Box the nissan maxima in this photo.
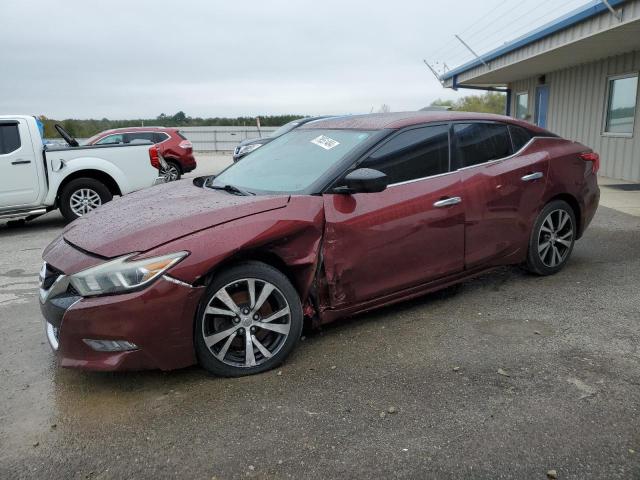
[39,112,600,377]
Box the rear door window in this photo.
[0,123,21,154]
[360,124,450,184]
[127,132,156,143]
[453,123,513,168]
[153,132,169,143]
[509,125,533,152]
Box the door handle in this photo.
[11,159,31,165]
[433,196,462,208]
[521,172,543,181]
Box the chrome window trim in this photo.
[387,169,458,188]
[387,135,557,186]
[455,135,558,173]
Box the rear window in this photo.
[153,132,169,143]
[509,125,533,152]
[454,123,512,168]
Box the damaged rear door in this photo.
[321,124,465,308]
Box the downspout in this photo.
[452,74,512,116]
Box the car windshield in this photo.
[269,119,303,138]
[213,129,374,193]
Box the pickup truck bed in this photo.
[0,116,164,222]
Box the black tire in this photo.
[161,160,182,181]
[525,200,577,275]
[59,177,113,222]
[195,261,303,377]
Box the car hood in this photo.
[62,181,290,258]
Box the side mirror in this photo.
[334,168,388,194]
[193,175,216,187]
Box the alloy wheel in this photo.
[161,164,180,182]
[69,188,102,216]
[201,278,291,368]
[537,209,574,267]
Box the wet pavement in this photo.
[1,177,639,478]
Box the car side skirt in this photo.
[316,264,500,325]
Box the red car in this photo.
[40,112,599,377]
[85,127,196,180]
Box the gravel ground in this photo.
[0,170,638,479]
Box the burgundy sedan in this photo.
[40,112,599,377]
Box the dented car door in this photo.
[320,124,465,308]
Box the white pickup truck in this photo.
[0,115,166,223]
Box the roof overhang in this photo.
[441,0,640,88]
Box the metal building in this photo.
[440,0,640,182]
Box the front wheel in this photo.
[526,200,576,275]
[59,178,113,222]
[195,262,303,377]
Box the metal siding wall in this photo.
[510,51,640,181]
[178,126,278,152]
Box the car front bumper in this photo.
[40,267,204,372]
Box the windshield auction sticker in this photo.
[311,135,340,150]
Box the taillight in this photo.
[179,140,192,149]
[149,145,161,169]
[579,151,600,174]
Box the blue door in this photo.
[535,85,549,128]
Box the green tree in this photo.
[430,92,506,115]
[430,98,455,108]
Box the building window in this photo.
[604,74,638,135]
[515,92,529,120]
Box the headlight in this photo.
[70,251,188,297]
[237,143,263,156]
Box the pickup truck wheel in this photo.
[59,178,113,222]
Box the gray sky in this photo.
[0,0,591,119]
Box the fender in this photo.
[146,196,326,304]
[43,156,130,205]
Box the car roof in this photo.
[299,111,549,133]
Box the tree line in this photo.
[40,93,507,139]
[429,92,507,114]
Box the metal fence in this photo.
[178,126,278,152]
[45,126,278,152]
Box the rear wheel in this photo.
[59,178,113,222]
[526,200,576,275]
[195,262,303,377]
[161,160,181,181]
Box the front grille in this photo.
[40,263,63,290]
